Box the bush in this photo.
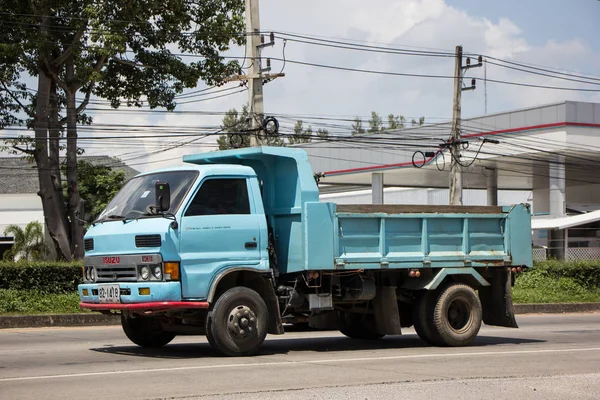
[0,261,83,293]
[530,260,600,288]
[0,289,84,314]
[513,260,600,303]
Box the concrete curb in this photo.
[514,302,600,314]
[0,313,120,329]
[1,303,599,329]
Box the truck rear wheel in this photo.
[121,314,176,348]
[413,290,442,345]
[432,283,482,347]
[339,312,384,340]
[207,287,268,356]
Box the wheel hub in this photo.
[447,298,471,332]
[227,305,257,338]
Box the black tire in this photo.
[121,314,176,348]
[413,290,442,345]
[207,287,268,356]
[339,312,384,340]
[432,283,482,347]
[205,311,217,348]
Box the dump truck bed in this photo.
[298,202,532,274]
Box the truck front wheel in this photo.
[121,314,176,348]
[433,283,482,347]
[206,287,269,356]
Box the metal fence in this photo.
[532,247,600,262]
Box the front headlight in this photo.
[140,266,150,280]
[152,266,162,280]
[90,268,96,282]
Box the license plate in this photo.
[98,284,120,304]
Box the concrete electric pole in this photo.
[245,0,264,147]
[225,0,284,147]
[449,45,482,205]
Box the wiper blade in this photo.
[92,214,126,224]
[106,214,126,220]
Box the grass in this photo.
[0,289,87,315]
[513,268,600,304]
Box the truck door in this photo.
[179,177,264,299]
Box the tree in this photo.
[411,117,426,126]
[288,120,310,144]
[217,105,285,149]
[3,222,48,261]
[351,117,365,136]
[387,114,406,130]
[217,106,252,150]
[368,112,383,133]
[316,128,329,140]
[71,160,127,224]
[0,0,245,260]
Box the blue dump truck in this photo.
[79,147,532,356]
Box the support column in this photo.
[548,157,566,260]
[486,167,498,206]
[372,173,384,204]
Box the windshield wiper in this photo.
[92,214,126,225]
[105,214,126,220]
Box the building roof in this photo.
[532,210,600,230]
[0,156,139,195]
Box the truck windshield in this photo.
[96,171,198,221]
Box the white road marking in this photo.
[1,346,600,382]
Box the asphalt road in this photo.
[1,313,600,399]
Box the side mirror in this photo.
[155,181,171,212]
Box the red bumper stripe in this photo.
[80,301,209,311]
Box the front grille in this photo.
[95,266,138,282]
[84,238,94,251]
[135,235,161,248]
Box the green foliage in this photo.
[2,222,48,261]
[67,160,126,223]
[513,261,600,303]
[351,117,365,136]
[387,114,406,130]
[368,111,383,133]
[217,106,289,149]
[0,290,84,315]
[287,120,329,144]
[0,261,83,293]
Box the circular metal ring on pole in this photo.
[262,116,280,137]
[229,134,244,148]
[412,151,426,168]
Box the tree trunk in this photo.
[34,67,72,261]
[48,80,63,192]
[65,55,84,259]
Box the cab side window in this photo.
[184,178,250,216]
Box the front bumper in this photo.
[79,282,186,306]
[80,301,209,311]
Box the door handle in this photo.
[245,242,257,249]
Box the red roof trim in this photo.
[323,121,600,176]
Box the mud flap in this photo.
[479,268,518,328]
[373,286,403,335]
[263,278,285,334]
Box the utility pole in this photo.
[246,0,263,147]
[449,45,482,205]
[226,0,284,147]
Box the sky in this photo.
[4,0,600,172]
